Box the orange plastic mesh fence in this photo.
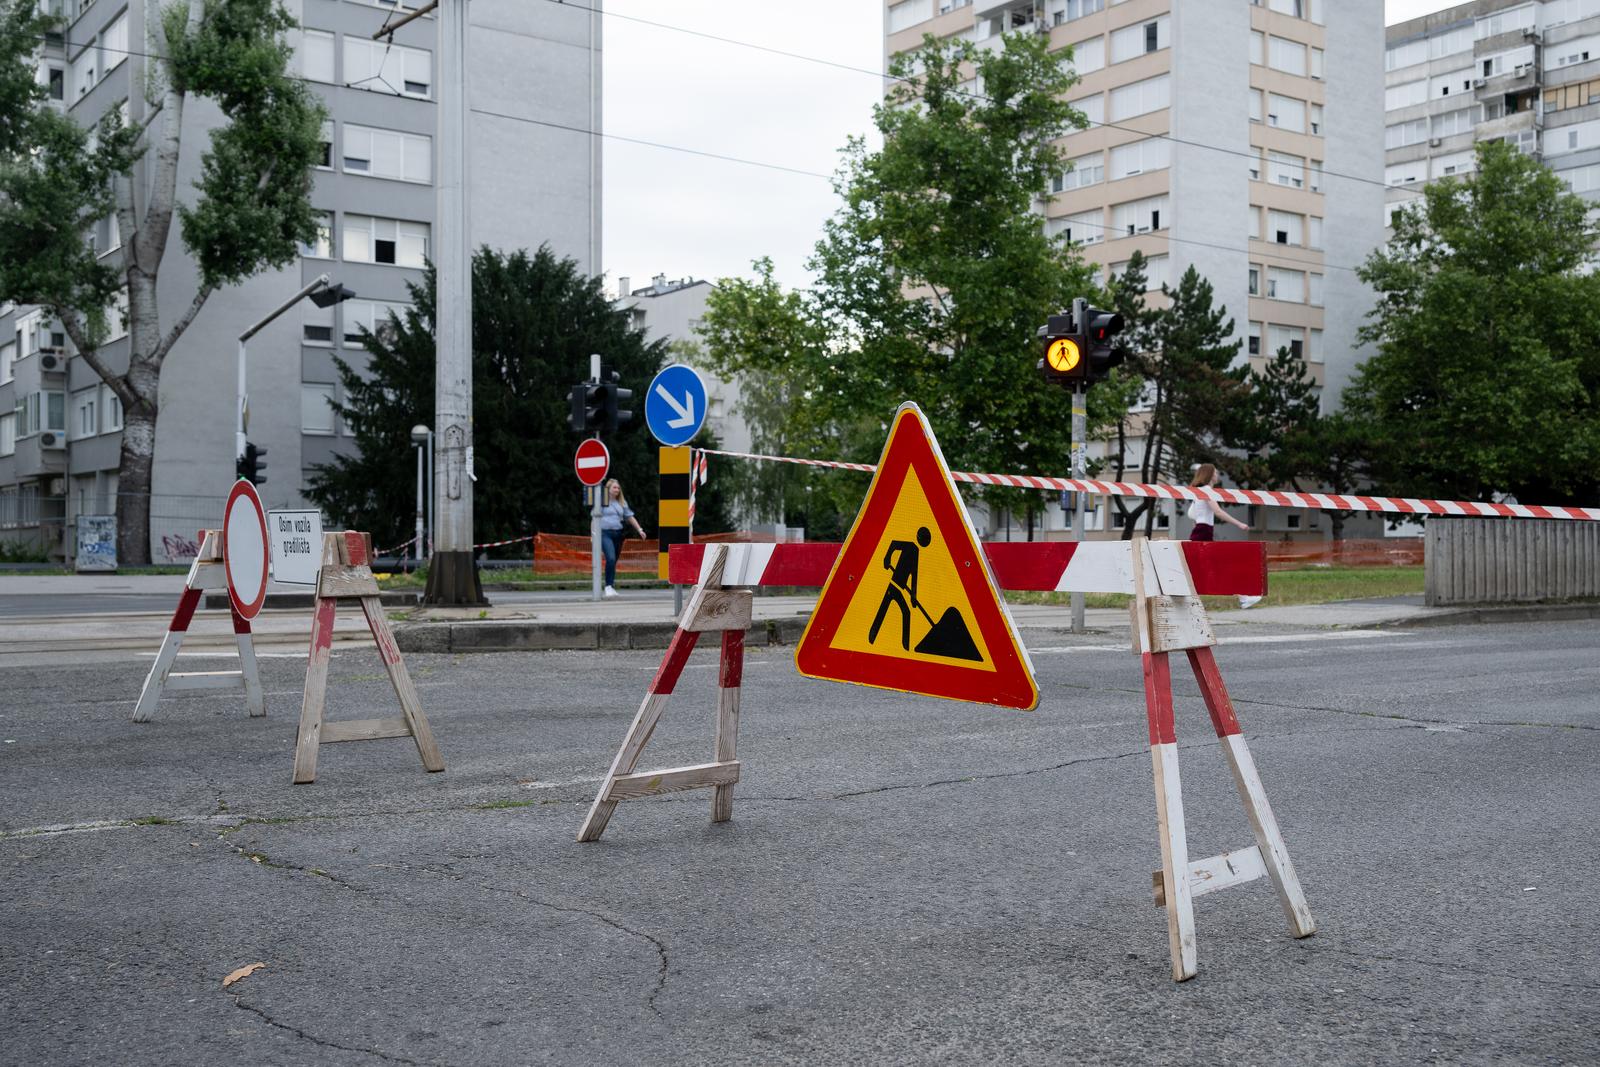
[1266,538,1423,570]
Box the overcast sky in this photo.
[602,1,1464,295]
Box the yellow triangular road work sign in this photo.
[795,403,1039,710]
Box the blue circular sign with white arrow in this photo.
[644,363,708,447]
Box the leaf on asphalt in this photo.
[222,962,266,988]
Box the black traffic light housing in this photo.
[602,368,633,434]
[237,441,267,485]
[569,381,604,434]
[1039,298,1125,387]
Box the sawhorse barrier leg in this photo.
[579,546,751,842]
[1132,538,1314,981]
[133,530,265,723]
[291,531,443,784]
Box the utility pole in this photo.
[1070,386,1087,634]
[423,0,485,605]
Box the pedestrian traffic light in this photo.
[602,368,633,433]
[568,381,604,434]
[1039,298,1125,387]
[237,441,267,485]
[1084,306,1126,382]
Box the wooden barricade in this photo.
[133,530,265,722]
[579,545,751,841]
[291,531,444,784]
[1129,537,1316,981]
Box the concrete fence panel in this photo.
[1425,517,1600,606]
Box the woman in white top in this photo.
[1187,463,1262,608]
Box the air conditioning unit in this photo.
[1523,28,1541,41]
[39,430,65,450]
[1429,137,1443,147]
[39,351,65,372]
[1473,77,1487,87]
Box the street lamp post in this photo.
[411,424,433,567]
[236,274,356,465]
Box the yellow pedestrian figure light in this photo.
[1046,337,1082,374]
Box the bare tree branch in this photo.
[150,284,213,367]
[53,306,138,410]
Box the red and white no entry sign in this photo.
[574,438,610,486]
[223,479,271,620]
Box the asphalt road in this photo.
[0,587,680,618]
[2,620,1597,1065]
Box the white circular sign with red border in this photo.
[574,438,610,487]
[223,480,271,620]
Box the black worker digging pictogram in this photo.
[866,526,982,662]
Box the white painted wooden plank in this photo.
[236,630,265,718]
[132,628,185,722]
[1152,845,1266,906]
[606,761,740,801]
[164,671,248,691]
[1151,741,1198,981]
[706,543,775,587]
[578,691,671,842]
[1222,734,1317,938]
[1147,540,1197,596]
[681,590,753,633]
[320,717,413,743]
[713,682,740,823]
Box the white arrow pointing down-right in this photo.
[655,383,696,428]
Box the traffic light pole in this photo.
[590,353,604,603]
[1071,386,1087,634]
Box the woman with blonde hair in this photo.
[1187,463,1262,608]
[599,478,647,598]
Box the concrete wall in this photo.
[1425,516,1600,605]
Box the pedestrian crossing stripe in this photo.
[795,403,1039,711]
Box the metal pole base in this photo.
[422,550,488,606]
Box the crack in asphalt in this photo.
[1304,943,1600,993]
[230,994,446,1066]
[215,825,365,891]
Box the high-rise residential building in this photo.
[1384,0,1600,223]
[883,0,1385,539]
[0,0,602,560]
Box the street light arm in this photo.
[239,273,333,343]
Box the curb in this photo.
[393,615,810,654]
[1381,601,1600,629]
[203,591,419,611]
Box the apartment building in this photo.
[883,0,1385,539]
[1385,0,1600,223]
[0,0,602,560]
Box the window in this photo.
[1108,138,1169,180]
[1432,107,1477,139]
[1268,0,1304,15]
[1249,89,1262,123]
[104,289,127,342]
[1248,150,1262,182]
[0,413,12,456]
[1386,81,1427,110]
[1308,215,1323,248]
[1564,163,1600,194]
[1310,47,1323,79]
[16,391,65,437]
[1268,324,1304,359]
[1109,17,1167,64]
[343,124,431,183]
[343,39,431,98]
[0,340,13,385]
[300,211,333,259]
[1248,205,1262,241]
[303,303,334,345]
[71,388,97,440]
[1108,74,1169,120]
[1059,0,1104,20]
[1068,36,1104,75]
[1310,103,1323,135]
[1056,208,1103,244]
[1268,210,1303,246]
[71,46,97,99]
[1052,152,1102,193]
[1428,25,1473,60]
[1386,39,1427,72]
[1433,150,1474,177]
[1267,93,1306,132]
[887,0,931,34]
[1309,272,1324,306]
[98,383,122,432]
[1268,150,1305,187]
[1251,31,1264,66]
[1267,266,1305,302]
[47,66,64,100]
[1308,327,1323,364]
[1247,321,1262,356]
[299,29,335,82]
[302,383,337,435]
[1071,92,1103,127]
[343,300,410,346]
[1112,254,1170,290]
[1268,36,1306,77]
[316,120,333,169]
[1309,159,1323,192]
[1112,194,1168,235]
[1545,79,1600,114]
[1475,5,1536,39]
[100,11,127,73]
[1432,68,1472,98]
[1248,266,1260,295]
[342,214,429,267]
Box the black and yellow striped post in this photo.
[658,445,691,579]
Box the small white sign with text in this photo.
[267,510,323,586]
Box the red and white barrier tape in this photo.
[695,448,1600,522]
[375,532,536,557]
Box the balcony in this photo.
[1475,65,1541,102]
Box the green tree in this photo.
[703,32,1103,532]
[0,0,325,563]
[1350,140,1600,504]
[308,246,666,552]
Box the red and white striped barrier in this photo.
[668,540,1267,595]
[696,447,1600,522]
[133,529,265,723]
